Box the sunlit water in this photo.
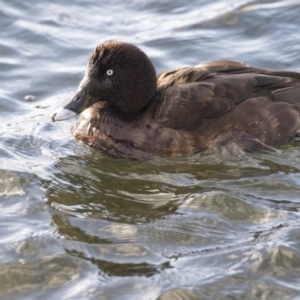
[1,0,300,299]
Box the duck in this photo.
[51,40,300,160]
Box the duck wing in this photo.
[155,61,300,133]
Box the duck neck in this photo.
[113,91,158,118]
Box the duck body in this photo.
[52,41,300,160]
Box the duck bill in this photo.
[51,79,96,122]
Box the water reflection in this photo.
[43,150,300,295]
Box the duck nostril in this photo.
[51,112,57,122]
[75,95,81,102]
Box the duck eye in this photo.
[106,69,113,76]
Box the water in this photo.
[1,0,300,299]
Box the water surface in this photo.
[1,0,300,299]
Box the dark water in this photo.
[1,0,300,299]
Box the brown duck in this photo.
[51,40,300,160]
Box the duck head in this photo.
[51,40,157,121]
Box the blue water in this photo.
[1,0,300,299]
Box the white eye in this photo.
[106,69,113,76]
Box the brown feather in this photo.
[64,42,300,159]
